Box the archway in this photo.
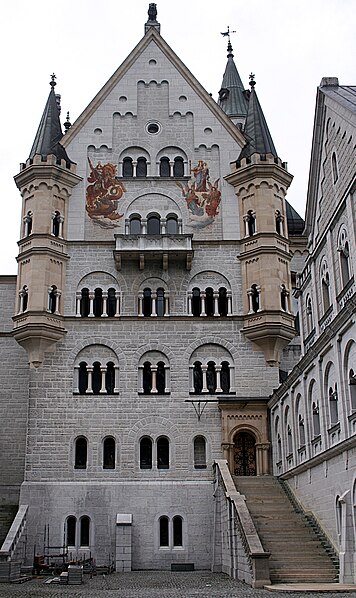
[233,431,256,476]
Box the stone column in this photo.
[86,367,94,394]
[151,292,157,317]
[161,218,167,234]
[102,292,108,317]
[227,290,232,316]
[201,365,208,392]
[215,366,222,393]
[213,291,219,316]
[88,292,95,317]
[178,218,183,234]
[54,290,61,315]
[141,218,147,234]
[138,366,144,393]
[138,292,144,317]
[115,291,120,317]
[164,365,170,393]
[151,365,158,393]
[200,291,207,316]
[114,366,120,394]
[132,161,137,177]
[73,366,80,393]
[164,292,170,316]
[187,291,193,316]
[125,219,130,235]
[100,366,107,393]
[169,161,174,177]
[76,292,81,317]
[189,365,195,393]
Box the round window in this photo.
[146,122,161,135]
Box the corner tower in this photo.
[226,76,295,366]
[13,77,82,367]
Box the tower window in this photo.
[251,284,260,313]
[246,210,256,236]
[74,437,87,469]
[312,402,320,437]
[48,285,58,314]
[103,437,115,469]
[173,157,184,177]
[298,415,305,446]
[136,157,147,178]
[173,516,183,546]
[160,157,170,177]
[157,437,169,469]
[52,211,61,237]
[80,516,90,547]
[20,285,29,312]
[340,241,350,287]
[147,215,160,235]
[159,516,169,547]
[275,210,283,235]
[194,436,207,469]
[322,273,331,312]
[66,516,76,547]
[280,284,288,312]
[140,437,152,469]
[123,157,133,177]
[329,385,338,425]
[24,211,33,236]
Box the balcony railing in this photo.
[114,234,193,270]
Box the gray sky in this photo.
[1,0,355,274]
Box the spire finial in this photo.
[249,73,256,88]
[64,111,72,133]
[221,25,236,57]
[50,73,56,89]
[148,3,157,22]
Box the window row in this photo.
[74,435,207,470]
[18,284,61,314]
[23,210,64,238]
[125,213,182,235]
[122,156,185,178]
[74,359,233,395]
[243,209,285,237]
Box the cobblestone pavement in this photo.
[0,572,354,598]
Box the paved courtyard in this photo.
[0,572,355,598]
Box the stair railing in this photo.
[0,505,28,563]
[213,460,270,588]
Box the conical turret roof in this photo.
[29,77,71,163]
[239,77,277,159]
[218,42,248,118]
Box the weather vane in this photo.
[220,25,236,44]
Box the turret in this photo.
[225,75,295,366]
[13,76,82,367]
[218,31,248,127]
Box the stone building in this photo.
[0,4,354,586]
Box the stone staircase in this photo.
[234,476,338,584]
[0,506,18,549]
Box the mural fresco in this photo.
[176,160,221,228]
[86,159,126,228]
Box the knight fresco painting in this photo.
[86,159,126,228]
[177,160,221,228]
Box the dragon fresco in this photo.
[86,158,126,228]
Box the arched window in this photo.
[24,211,33,236]
[192,287,201,317]
[143,288,152,317]
[173,516,183,546]
[194,436,206,469]
[160,157,170,177]
[280,284,288,311]
[251,284,259,313]
[66,516,76,547]
[298,415,305,446]
[322,274,330,312]
[157,437,169,469]
[52,211,61,237]
[247,210,256,236]
[349,369,356,411]
[193,361,203,394]
[220,361,230,393]
[332,151,338,183]
[107,288,117,317]
[312,401,321,437]
[48,285,57,314]
[93,288,103,317]
[147,215,160,235]
[75,437,87,469]
[166,215,178,234]
[207,361,216,394]
[159,516,169,547]
[140,437,152,469]
[123,157,133,177]
[78,362,88,395]
[92,361,102,394]
[130,216,141,234]
[329,385,338,425]
[80,516,90,547]
[103,437,115,469]
[136,157,147,178]
[287,425,293,455]
[105,361,115,394]
[156,288,165,317]
[218,287,228,316]
[340,242,350,287]
[173,157,184,177]
[277,434,282,462]
[143,361,152,394]
[205,287,214,317]
[20,285,28,312]
[156,361,166,394]
[80,288,90,318]
[306,296,313,334]
[275,210,283,235]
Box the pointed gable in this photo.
[62,28,246,149]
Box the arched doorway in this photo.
[233,431,256,476]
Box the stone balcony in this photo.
[113,234,193,270]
